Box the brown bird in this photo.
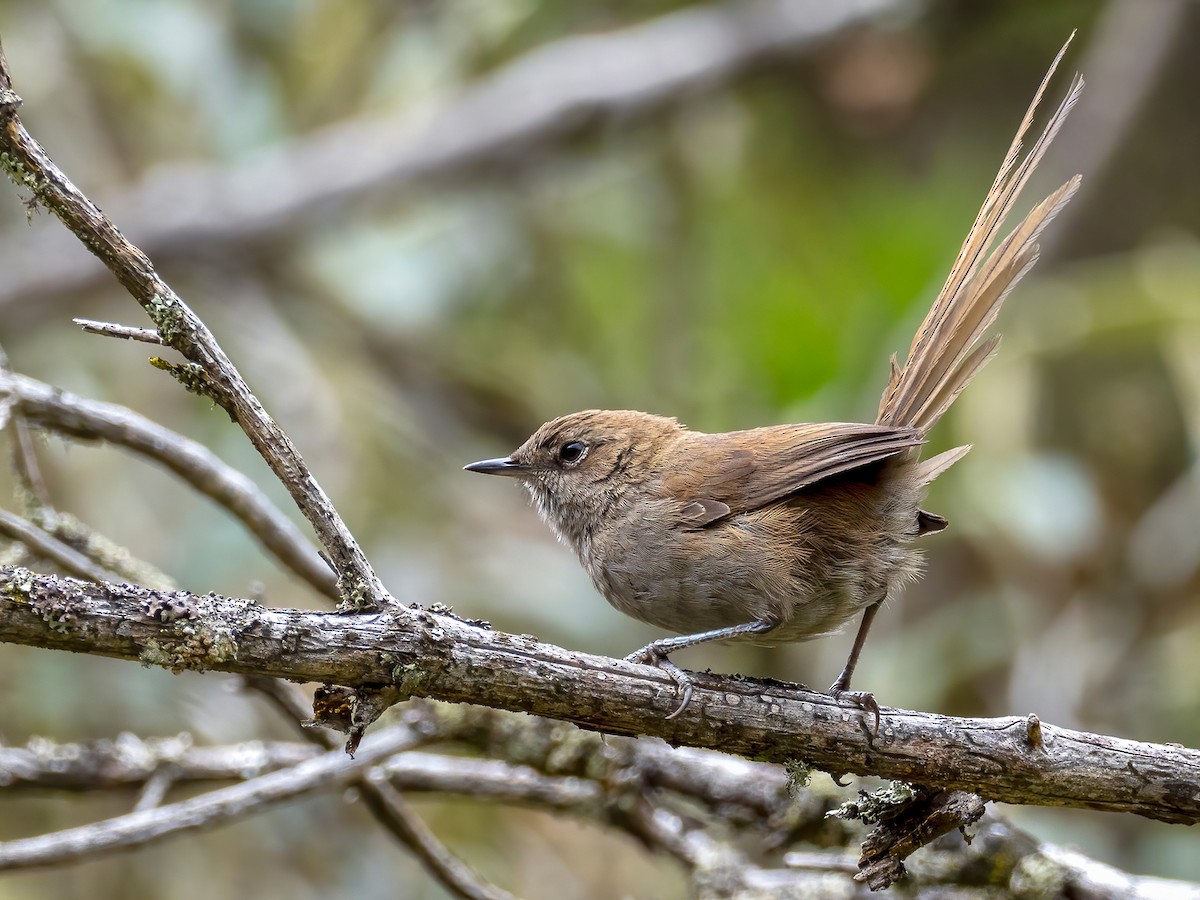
[467,42,1083,722]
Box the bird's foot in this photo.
[828,684,880,737]
[627,645,694,720]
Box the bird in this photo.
[466,39,1083,723]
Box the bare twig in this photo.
[247,678,515,900]
[383,753,600,812]
[131,767,176,812]
[0,732,599,812]
[0,725,419,871]
[3,568,1198,825]
[0,509,121,583]
[0,370,337,599]
[362,772,516,900]
[0,343,54,524]
[0,354,176,588]
[72,318,164,345]
[0,44,388,610]
[29,511,175,591]
[0,733,317,790]
[0,0,895,312]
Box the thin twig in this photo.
[0,509,120,582]
[73,318,164,345]
[0,734,318,789]
[0,343,54,525]
[247,678,515,900]
[0,725,419,871]
[784,851,861,875]
[362,772,516,900]
[382,753,600,811]
[31,511,175,591]
[0,370,337,599]
[0,44,388,609]
[131,767,176,812]
[0,732,600,812]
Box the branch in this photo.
[0,343,54,522]
[9,729,1200,897]
[249,677,515,900]
[1038,0,1189,261]
[0,0,894,312]
[360,772,516,900]
[0,369,337,600]
[0,733,318,790]
[8,729,1200,897]
[0,509,120,583]
[72,318,164,345]
[0,725,419,871]
[0,44,387,609]
[2,568,1197,825]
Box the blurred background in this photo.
[1,0,1199,896]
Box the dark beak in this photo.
[463,457,528,477]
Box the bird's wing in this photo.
[666,423,923,528]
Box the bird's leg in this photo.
[828,600,883,734]
[626,619,779,719]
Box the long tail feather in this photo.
[877,37,1083,437]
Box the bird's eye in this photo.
[558,441,587,465]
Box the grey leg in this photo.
[627,619,779,719]
[829,601,883,734]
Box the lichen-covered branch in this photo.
[2,567,1197,826]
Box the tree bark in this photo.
[4,568,1198,825]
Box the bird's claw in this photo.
[829,685,881,737]
[627,646,694,719]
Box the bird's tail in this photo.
[876,37,1083,441]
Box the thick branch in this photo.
[2,568,1197,824]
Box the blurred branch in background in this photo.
[0,0,897,315]
[1037,0,1189,261]
[246,676,516,900]
[5,707,1200,898]
[0,725,421,871]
